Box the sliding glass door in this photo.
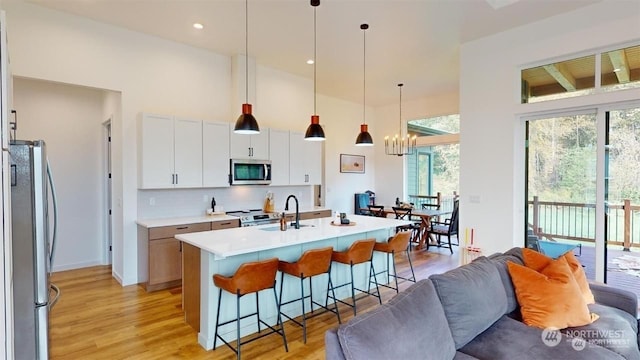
[525,105,640,300]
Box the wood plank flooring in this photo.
[49,247,459,360]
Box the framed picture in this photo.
[340,154,365,174]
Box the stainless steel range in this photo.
[226,209,281,227]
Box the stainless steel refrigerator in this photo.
[10,140,58,360]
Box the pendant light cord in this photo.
[362,26,366,124]
[245,0,249,103]
[313,6,317,115]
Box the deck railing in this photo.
[528,196,640,250]
[408,192,459,218]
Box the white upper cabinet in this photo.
[269,129,290,186]
[202,121,230,188]
[138,113,203,189]
[289,131,322,185]
[229,128,269,160]
[173,117,202,188]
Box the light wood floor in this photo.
[49,247,460,359]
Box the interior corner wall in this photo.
[459,1,640,256]
[373,92,459,208]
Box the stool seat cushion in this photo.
[279,247,333,278]
[332,239,376,265]
[213,257,279,295]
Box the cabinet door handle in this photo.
[171,174,175,184]
[176,226,188,230]
[220,222,231,226]
[175,173,178,184]
[179,242,182,252]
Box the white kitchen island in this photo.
[176,214,412,351]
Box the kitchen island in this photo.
[176,214,412,350]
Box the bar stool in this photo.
[371,232,416,295]
[213,258,287,360]
[278,247,341,343]
[326,239,381,317]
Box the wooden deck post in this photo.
[623,199,631,251]
[532,196,540,236]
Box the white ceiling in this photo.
[24,0,600,107]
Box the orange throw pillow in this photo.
[522,248,595,304]
[507,257,595,329]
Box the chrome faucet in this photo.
[284,195,300,229]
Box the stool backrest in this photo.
[296,246,334,277]
[230,257,279,295]
[345,239,376,264]
[387,232,411,253]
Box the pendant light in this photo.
[385,83,416,156]
[304,0,326,141]
[355,23,373,146]
[234,0,260,134]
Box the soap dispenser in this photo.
[280,212,287,231]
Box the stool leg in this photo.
[256,292,261,333]
[327,273,341,324]
[272,286,289,352]
[391,251,399,293]
[406,246,416,282]
[236,291,241,360]
[300,276,307,344]
[309,276,314,314]
[370,261,382,305]
[386,252,391,285]
[349,263,357,316]
[278,271,285,322]
[214,289,222,349]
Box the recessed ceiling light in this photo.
[306,59,314,65]
[613,68,622,72]
[193,23,204,30]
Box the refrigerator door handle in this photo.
[32,142,50,305]
[47,159,58,267]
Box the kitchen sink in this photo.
[260,224,315,231]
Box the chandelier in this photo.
[385,83,416,156]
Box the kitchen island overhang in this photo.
[176,214,414,350]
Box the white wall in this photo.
[459,1,640,256]
[2,1,371,285]
[12,77,108,271]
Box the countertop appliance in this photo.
[10,140,59,360]
[227,209,280,227]
[229,159,271,185]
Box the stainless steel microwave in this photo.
[229,159,271,185]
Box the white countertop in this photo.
[136,215,239,228]
[135,207,331,228]
[175,214,412,259]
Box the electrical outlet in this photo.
[469,195,480,203]
[149,197,156,206]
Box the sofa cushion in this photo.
[561,303,640,360]
[430,256,508,349]
[507,258,595,329]
[523,248,595,304]
[337,279,456,360]
[488,249,524,313]
[460,315,625,360]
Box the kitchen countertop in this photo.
[175,214,412,259]
[136,207,331,228]
[135,215,239,228]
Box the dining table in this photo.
[381,207,452,250]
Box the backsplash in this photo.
[137,186,314,219]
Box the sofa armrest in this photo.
[325,327,346,360]
[589,282,638,318]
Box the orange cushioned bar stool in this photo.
[371,232,416,295]
[278,247,341,343]
[326,239,381,317]
[213,257,287,360]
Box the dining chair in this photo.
[428,201,459,254]
[392,206,421,243]
[367,205,385,217]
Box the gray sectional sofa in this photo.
[325,248,640,360]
